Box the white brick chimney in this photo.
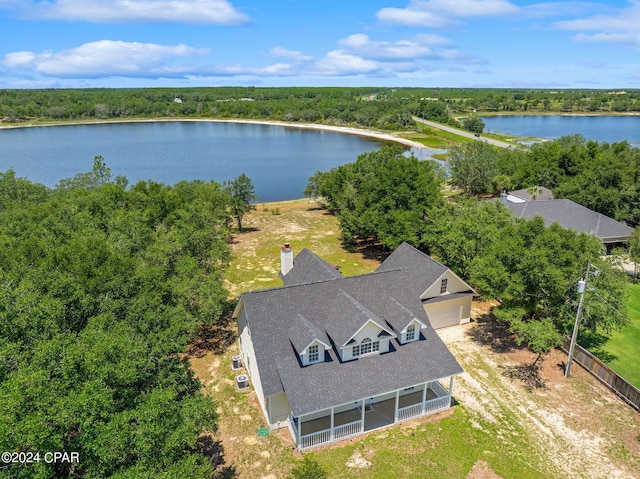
[280,243,294,276]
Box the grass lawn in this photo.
[592,283,640,388]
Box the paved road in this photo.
[412,116,518,149]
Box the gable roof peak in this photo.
[282,247,342,287]
[288,313,330,354]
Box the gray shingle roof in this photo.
[238,243,464,417]
[325,290,390,347]
[276,327,462,417]
[504,199,633,243]
[282,248,342,287]
[288,313,330,354]
[509,187,554,201]
[382,296,420,333]
[375,242,449,297]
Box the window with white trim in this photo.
[440,278,448,294]
[406,324,416,342]
[308,344,319,363]
[361,338,372,354]
[353,338,380,357]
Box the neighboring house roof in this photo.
[282,248,342,286]
[509,187,554,201]
[237,243,465,417]
[504,198,634,243]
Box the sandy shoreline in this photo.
[0,117,429,151]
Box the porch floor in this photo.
[299,389,438,436]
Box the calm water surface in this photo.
[480,115,640,145]
[0,121,400,201]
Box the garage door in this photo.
[424,301,461,329]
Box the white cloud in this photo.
[3,40,208,77]
[269,47,313,62]
[313,51,381,76]
[573,32,640,46]
[338,34,435,59]
[377,0,520,27]
[6,0,250,25]
[555,1,640,48]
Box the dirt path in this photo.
[439,308,640,479]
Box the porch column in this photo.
[394,389,400,422]
[360,398,365,432]
[330,406,335,440]
[421,381,428,413]
[449,376,455,406]
[297,413,302,447]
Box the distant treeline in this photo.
[1,87,639,131]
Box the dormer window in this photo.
[308,344,320,363]
[440,278,448,294]
[406,324,416,342]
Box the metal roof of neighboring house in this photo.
[504,198,634,243]
[236,242,464,417]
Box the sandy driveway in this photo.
[438,312,640,479]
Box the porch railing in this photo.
[397,402,422,422]
[300,428,331,450]
[290,380,453,450]
[334,420,362,441]
[424,395,450,414]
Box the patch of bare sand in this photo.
[466,460,503,479]
[439,313,640,479]
[346,449,372,468]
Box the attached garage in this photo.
[422,293,473,330]
[424,301,461,329]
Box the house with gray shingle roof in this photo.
[232,242,472,449]
[500,195,634,249]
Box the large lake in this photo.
[480,115,640,145]
[0,121,402,201]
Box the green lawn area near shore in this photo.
[607,283,640,387]
[587,283,640,388]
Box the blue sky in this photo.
[0,0,638,89]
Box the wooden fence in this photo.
[562,336,640,412]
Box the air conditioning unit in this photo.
[236,374,249,390]
[232,355,242,370]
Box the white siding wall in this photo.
[237,306,268,419]
[340,320,389,361]
[421,271,470,299]
[301,340,325,367]
[267,393,291,427]
[400,320,421,344]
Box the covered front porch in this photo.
[288,377,454,450]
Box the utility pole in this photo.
[565,260,590,378]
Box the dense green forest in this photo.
[0,162,240,478]
[309,143,631,362]
[1,87,639,131]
